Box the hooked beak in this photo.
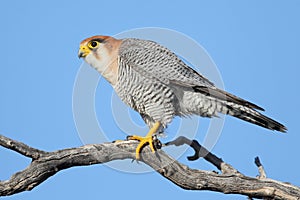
[78,45,91,58]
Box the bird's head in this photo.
[78,35,121,85]
[78,35,111,58]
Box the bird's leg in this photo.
[127,121,161,160]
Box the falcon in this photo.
[78,35,287,159]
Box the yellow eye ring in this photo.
[88,41,100,49]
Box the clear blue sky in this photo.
[0,1,299,199]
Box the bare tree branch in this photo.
[0,134,299,199]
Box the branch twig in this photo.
[0,135,46,160]
[0,134,299,199]
[255,156,267,179]
[165,136,240,174]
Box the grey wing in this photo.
[119,38,215,87]
[119,38,263,111]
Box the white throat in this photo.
[85,48,118,86]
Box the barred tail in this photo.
[192,86,287,132]
[226,102,287,133]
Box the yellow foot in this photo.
[127,122,161,160]
[127,135,156,160]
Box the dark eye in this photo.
[88,41,99,49]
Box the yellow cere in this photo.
[78,45,91,58]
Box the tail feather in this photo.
[225,103,287,133]
[193,86,265,111]
[190,85,287,132]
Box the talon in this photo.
[127,122,161,160]
[127,134,156,160]
[153,138,162,149]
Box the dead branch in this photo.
[0,134,299,199]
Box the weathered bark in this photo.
[0,134,299,199]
